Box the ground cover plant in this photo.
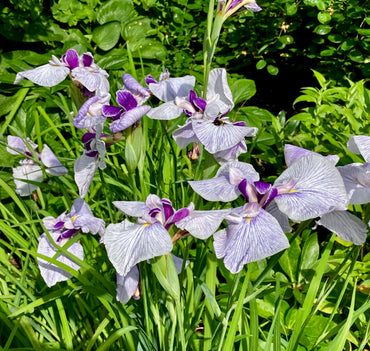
[0,0,369,350]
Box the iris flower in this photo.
[7,136,68,196]
[14,49,109,97]
[191,153,348,273]
[37,198,105,287]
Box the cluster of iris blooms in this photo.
[10,34,368,302]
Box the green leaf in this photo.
[278,237,300,283]
[279,35,294,45]
[267,65,279,75]
[128,38,167,60]
[256,59,266,70]
[92,22,121,51]
[299,233,319,282]
[123,17,156,41]
[348,49,364,63]
[286,3,297,16]
[231,79,256,105]
[312,69,327,88]
[96,0,137,25]
[317,12,331,24]
[313,25,332,35]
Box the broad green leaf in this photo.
[317,12,331,24]
[92,22,121,51]
[313,25,332,35]
[123,17,156,42]
[96,0,137,25]
[267,65,279,75]
[256,59,266,70]
[231,78,256,105]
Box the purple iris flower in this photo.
[218,0,262,19]
[74,124,110,198]
[37,198,105,287]
[121,74,150,105]
[191,154,349,273]
[14,49,109,97]
[146,69,196,121]
[102,90,151,134]
[7,136,68,196]
[172,68,257,158]
[281,143,367,245]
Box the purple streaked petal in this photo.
[166,208,189,227]
[74,154,99,198]
[116,91,138,111]
[189,177,241,202]
[14,63,70,87]
[233,121,246,127]
[192,119,258,154]
[13,163,43,196]
[216,160,259,181]
[113,201,148,217]
[40,145,68,176]
[109,105,151,133]
[337,163,370,204]
[254,181,271,195]
[123,74,150,100]
[145,75,157,85]
[274,154,348,222]
[265,201,291,233]
[284,144,339,167]
[162,201,175,222]
[176,208,231,239]
[71,67,109,94]
[317,210,367,245]
[172,121,199,149]
[206,68,234,115]
[37,232,83,287]
[54,221,65,230]
[104,219,173,276]
[63,49,79,69]
[149,75,196,102]
[244,1,262,12]
[102,105,122,119]
[238,179,249,200]
[146,101,183,120]
[193,97,207,112]
[213,208,289,273]
[347,135,370,163]
[82,52,94,67]
[7,136,37,155]
[116,265,140,303]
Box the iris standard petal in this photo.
[116,265,140,303]
[337,163,370,204]
[147,101,184,120]
[274,154,348,222]
[206,68,234,115]
[213,208,289,273]
[213,141,248,164]
[74,154,99,198]
[149,75,196,102]
[13,163,43,196]
[116,91,138,110]
[189,177,241,202]
[172,120,199,149]
[113,201,148,217]
[37,232,84,287]
[175,209,231,239]
[109,105,151,133]
[7,136,37,155]
[192,119,257,154]
[347,135,370,162]
[14,64,70,87]
[40,145,68,176]
[317,210,367,245]
[104,220,173,276]
[284,144,339,167]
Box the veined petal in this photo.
[274,155,348,222]
[192,119,257,154]
[109,105,150,133]
[74,154,99,198]
[317,211,367,245]
[213,208,289,273]
[104,220,173,276]
[216,161,260,181]
[116,91,138,110]
[116,265,140,303]
[147,101,184,120]
[172,121,199,149]
[347,135,370,162]
[14,64,70,87]
[176,209,231,239]
[189,177,241,202]
[72,67,109,95]
[7,136,37,155]
[13,163,43,196]
[63,49,79,69]
[41,145,68,176]
[206,68,234,114]
[265,201,291,233]
[37,232,84,287]
[149,75,195,102]
[213,141,248,164]
[337,163,370,204]
[284,144,339,167]
[113,201,148,217]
